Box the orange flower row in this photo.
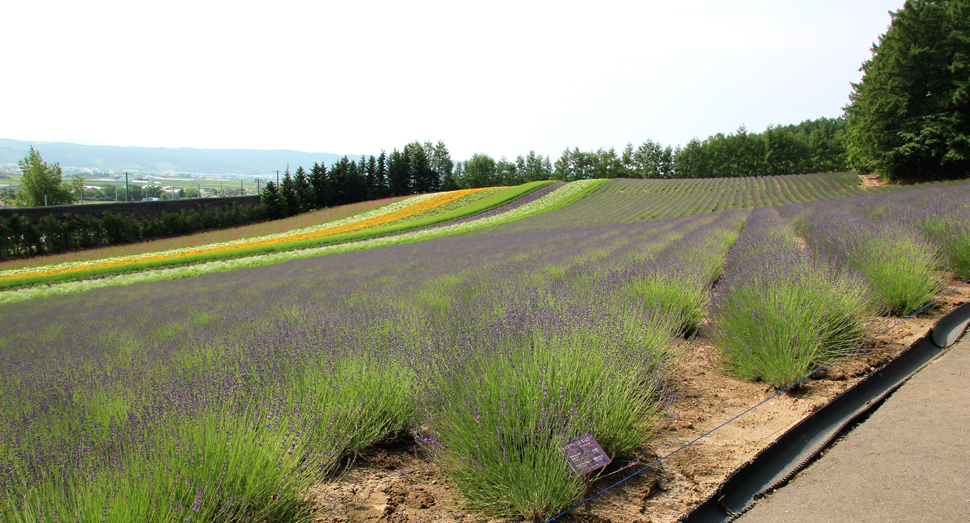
[2,189,485,283]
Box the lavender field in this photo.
[520,172,893,228]
[1,175,968,522]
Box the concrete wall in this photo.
[0,195,261,223]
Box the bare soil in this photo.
[858,174,901,189]
[305,277,970,523]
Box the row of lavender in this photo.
[0,210,743,520]
[517,173,894,227]
[714,181,970,386]
[781,183,970,310]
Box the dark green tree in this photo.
[15,147,82,206]
[294,166,315,213]
[519,151,552,183]
[429,140,452,192]
[261,181,286,219]
[310,162,331,208]
[376,150,390,198]
[280,168,300,216]
[364,155,381,200]
[496,156,520,185]
[674,138,703,178]
[464,153,498,187]
[348,156,367,203]
[405,141,434,193]
[328,157,349,205]
[844,0,970,182]
[388,148,411,196]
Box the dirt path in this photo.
[305,278,970,523]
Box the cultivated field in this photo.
[1,173,968,522]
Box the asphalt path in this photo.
[737,330,970,522]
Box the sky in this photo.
[2,0,904,162]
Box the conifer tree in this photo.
[376,150,390,198]
[388,148,411,196]
[310,162,331,208]
[294,166,315,213]
[261,181,286,219]
[844,0,970,181]
[280,168,300,217]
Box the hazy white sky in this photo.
[3,0,902,161]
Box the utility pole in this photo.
[125,172,130,202]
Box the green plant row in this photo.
[0,203,268,259]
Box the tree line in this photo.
[262,118,850,215]
[449,117,848,185]
[0,204,266,259]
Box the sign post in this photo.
[558,434,612,475]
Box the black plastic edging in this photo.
[678,301,970,523]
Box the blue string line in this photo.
[543,277,970,523]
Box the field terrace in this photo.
[1,173,969,522]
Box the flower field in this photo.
[515,172,889,227]
[0,182,571,293]
[1,174,968,522]
[0,197,412,272]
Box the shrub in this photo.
[712,208,875,387]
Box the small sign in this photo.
[559,434,612,475]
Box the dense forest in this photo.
[262,117,849,218]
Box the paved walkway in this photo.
[738,330,970,523]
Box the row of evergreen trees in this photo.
[260,118,851,218]
[259,140,455,219]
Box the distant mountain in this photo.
[0,139,355,176]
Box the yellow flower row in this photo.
[1,189,485,283]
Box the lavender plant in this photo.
[417,295,676,520]
[617,211,746,336]
[784,201,945,316]
[711,208,876,387]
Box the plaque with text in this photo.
[558,434,611,475]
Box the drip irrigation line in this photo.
[543,277,970,523]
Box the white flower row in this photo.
[0,181,602,304]
[0,193,436,278]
